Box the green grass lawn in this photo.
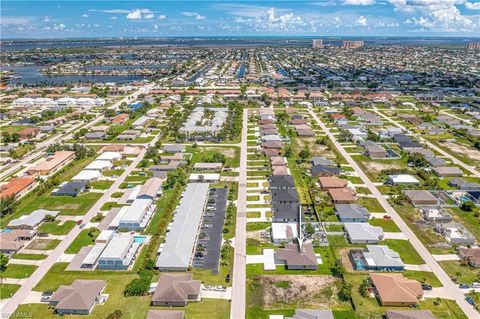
[382,239,424,264]
[38,220,76,235]
[439,260,480,285]
[103,169,125,177]
[152,299,231,319]
[246,222,270,232]
[90,180,114,190]
[403,270,442,287]
[11,253,47,260]
[369,218,400,232]
[1,264,37,279]
[100,201,124,211]
[0,283,21,299]
[357,197,386,213]
[65,228,100,254]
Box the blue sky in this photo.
[1,1,480,38]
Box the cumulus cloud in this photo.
[90,8,156,20]
[81,14,89,18]
[182,12,206,19]
[233,7,307,32]
[0,16,35,25]
[158,15,166,20]
[465,2,480,9]
[343,0,376,5]
[356,15,368,26]
[43,16,51,22]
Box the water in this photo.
[134,235,146,244]
[237,64,245,80]
[1,65,148,86]
[1,228,13,233]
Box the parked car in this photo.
[79,224,86,229]
[472,282,480,288]
[421,284,432,290]
[225,274,230,283]
[466,296,475,306]
[459,284,471,289]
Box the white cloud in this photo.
[356,15,368,26]
[158,15,166,20]
[465,2,480,9]
[43,16,51,22]
[90,8,156,20]
[182,12,206,20]
[233,7,307,32]
[0,16,35,25]
[110,16,118,20]
[53,23,66,30]
[127,10,142,20]
[81,14,89,18]
[343,0,376,5]
[144,13,155,19]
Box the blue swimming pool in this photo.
[134,236,146,244]
[1,228,12,233]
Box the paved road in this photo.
[308,107,480,319]
[371,107,480,178]
[0,84,158,318]
[230,108,248,319]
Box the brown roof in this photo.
[146,310,184,319]
[272,166,289,176]
[271,156,287,167]
[50,280,105,311]
[0,177,35,199]
[403,190,437,204]
[26,151,74,175]
[319,176,348,189]
[370,273,422,305]
[275,241,317,268]
[152,273,201,304]
[328,188,356,202]
[262,141,283,149]
[102,144,125,152]
[139,177,164,198]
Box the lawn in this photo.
[357,197,386,213]
[246,222,270,232]
[0,283,20,299]
[90,180,114,190]
[403,270,442,287]
[152,299,231,319]
[439,260,480,285]
[369,218,400,232]
[1,264,37,279]
[11,253,47,260]
[38,220,76,235]
[100,201,124,211]
[65,227,100,254]
[26,239,61,250]
[382,239,424,264]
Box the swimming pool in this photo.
[134,236,147,244]
[1,228,12,233]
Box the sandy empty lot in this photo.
[443,142,480,161]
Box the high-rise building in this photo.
[343,40,364,49]
[467,42,480,51]
[312,39,323,48]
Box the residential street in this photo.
[230,108,248,319]
[308,106,480,319]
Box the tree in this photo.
[338,282,353,301]
[358,278,370,297]
[106,310,123,319]
[0,253,8,273]
[461,201,475,212]
[0,195,17,217]
[299,148,311,162]
[304,223,315,237]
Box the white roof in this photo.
[271,223,298,241]
[189,173,220,181]
[85,160,112,171]
[119,198,153,224]
[96,230,115,243]
[97,152,121,161]
[82,243,107,265]
[72,170,101,181]
[109,206,129,228]
[389,174,419,184]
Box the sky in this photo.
[1,0,480,39]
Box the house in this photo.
[448,177,480,190]
[49,280,106,315]
[458,247,480,267]
[432,166,463,177]
[365,143,387,159]
[146,310,185,319]
[385,310,435,319]
[335,204,370,222]
[275,240,317,270]
[111,113,129,125]
[163,144,185,153]
[8,209,59,229]
[370,273,423,306]
[17,127,40,139]
[349,245,404,271]
[319,176,348,190]
[138,177,164,199]
[97,235,141,270]
[283,309,334,319]
[311,157,334,167]
[52,181,88,197]
[311,165,340,177]
[117,130,140,141]
[118,198,155,231]
[425,156,446,167]
[403,190,438,206]
[0,229,35,254]
[0,177,36,200]
[344,223,384,244]
[97,151,122,161]
[272,166,289,176]
[329,188,356,204]
[132,116,149,129]
[272,202,301,223]
[422,207,453,223]
[434,223,475,245]
[84,160,113,172]
[72,170,101,183]
[85,132,106,140]
[387,174,420,185]
[271,189,300,204]
[188,173,220,183]
[25,151,75,176]
[193,162,223,171]
[271,223,299,243]
[151,273,201,307]
[269,175,295,189]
